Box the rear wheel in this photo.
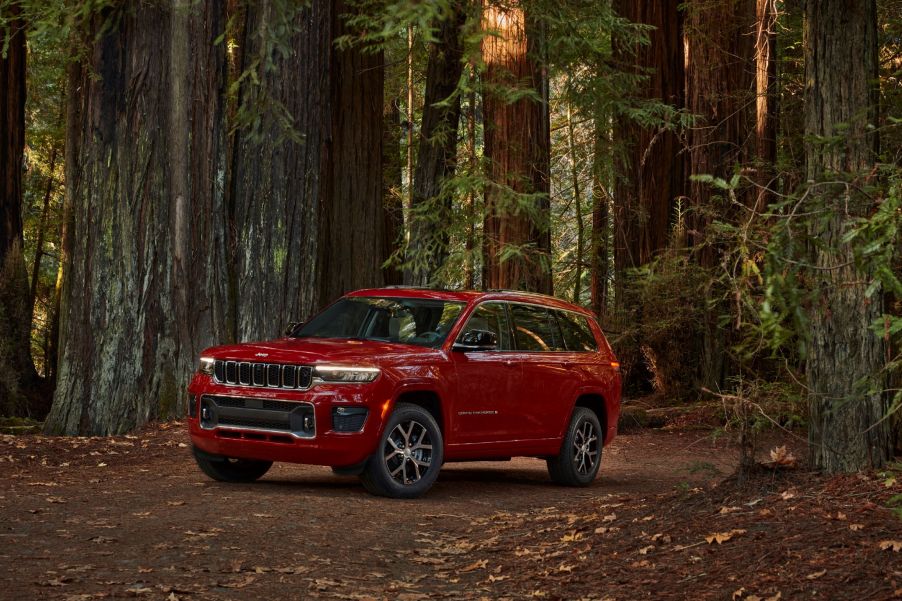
[360,403,443,498]
[547,407,602,486]
[192,447,272,483]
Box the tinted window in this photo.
[458,302,513,350]
[510,304,565,352]
[294,297,464,348]
[556,311,598,352]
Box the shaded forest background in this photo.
[1,0,901,473]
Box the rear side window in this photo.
[459,302,513,350]
[556,311,598,352]
[510,304,565,352]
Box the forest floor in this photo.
[1,418,901,600]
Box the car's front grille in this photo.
[200,395,315,438]
[213,360,313,390]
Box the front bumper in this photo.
[186,373,389,467]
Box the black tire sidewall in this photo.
[553,407,602,486]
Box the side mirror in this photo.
[284,321,303,336]
[452,329,498,352]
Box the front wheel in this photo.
[192,447,273,483]
[547,407,602,486]
[360,403,443,498]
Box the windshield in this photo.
[292,297,466,348]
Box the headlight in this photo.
[198,356,215,375]
[314,365,380,383]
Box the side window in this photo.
[556,311,598,352]
[510,304,565,352]
[459,302,513,350]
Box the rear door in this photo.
[507,303,578,440]
[450,302,523,444]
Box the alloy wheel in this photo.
[383,419,433,485]
[572,419,599,475]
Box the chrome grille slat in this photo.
[213,360,313,390]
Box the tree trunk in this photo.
[481,2,552,293]
[231,0,384,338]
[685,0,756,258]
[406,3,467,286]
[611,0,685,275]
[590,120,610,319]
[382,98,404,286]
[805,0,891,472]
[684,0,757,391]
[45,0,230,434]
[0,4,39,416]
[566,100,584,303]
[754,0,777,210]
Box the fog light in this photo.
[332,407,368,432]
[303,415,314,430]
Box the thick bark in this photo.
[754,0,778,210]
[232,0,384,338]
[45,0,230,434]
[685,0,757,262]
[481,2,552,293]
[611,0,685,275]
[406,3,467,286]
[805,0,891,472]
[684,0,757,390]
[0,5,39,415]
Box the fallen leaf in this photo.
[849,523,864,531]
[732,588,745,600]
[557,563,575,573]
[487,574,509,583]
[705,529,746,545]
[594,527,609,534]
[780,490,795,500]
[560,531,583,543]
[806,569,826,580]
[769,446,796,466]
[459,560,487,573]
[835,512,847,521]
[602,513,617,522]
[96,463,107,468]
[220,574,255,588]
[638,545,655,555]
[719,506,741,514]
[879,540,902,552]
[166,501,186,507]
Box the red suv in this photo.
[187,288,621,498]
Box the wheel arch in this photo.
[572,392,608,443]
[393,389,444,435]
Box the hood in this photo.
[201,337,437,366]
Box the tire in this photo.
[360,403,443,499]
[547,407,602,486]
[192,447,273,483]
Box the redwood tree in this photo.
[481,1,552,293]
[684,0,756,389]
[46,1,230,434]
[231,0,385,338]
[406,2,467,286]
[611,0,685,274]
[805,0,891,472]
[0,4,39,416]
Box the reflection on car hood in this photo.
[202,337,437,365]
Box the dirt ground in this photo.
[1,422,900,600]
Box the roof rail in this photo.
[484,288,557,299]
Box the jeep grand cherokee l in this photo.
[187,288,621,498]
